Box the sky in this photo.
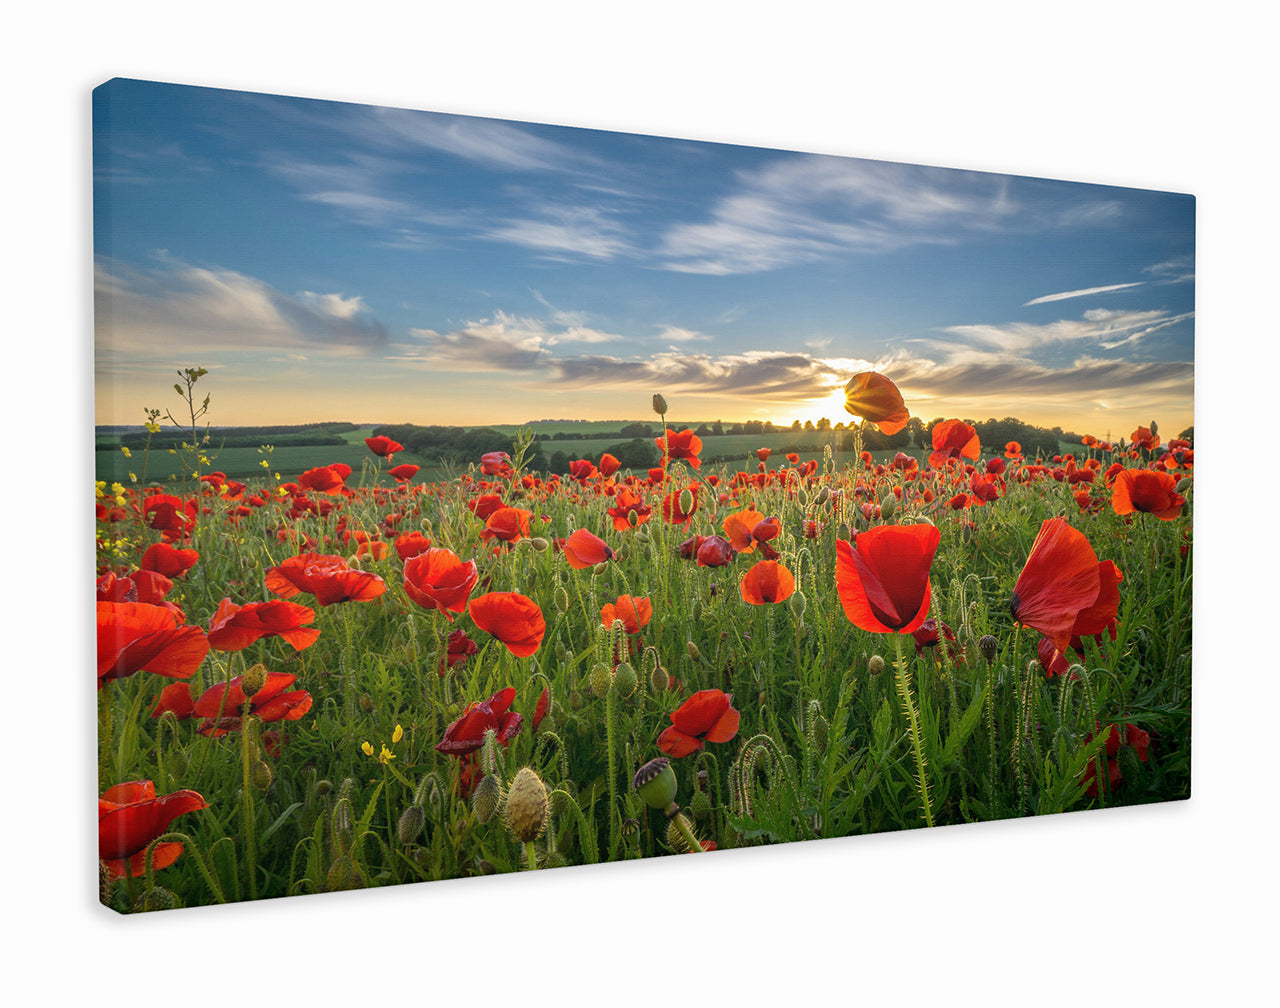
[93,78,1195,439]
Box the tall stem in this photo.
[894,634,934,828]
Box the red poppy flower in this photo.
[388,464,419,483]
[786,452,800,464]
[1009,518,1104,652]
[563,528,614,569]
[929,419,981,468]
[740,559,796,604]
[97,602,210,688]
[394,530,434,562]
[140,542,199,579]
[143,494,198,539]
[752,516,781,543]
[756,447,772,462]
[466,493,505,522]
[265,553,386,606]
[1110,469,1185,520]
[1128,426,1160,452]
[656,429,702,469]
[1082,722,1150,797]
[569,458,598,481]
[607,487,652,531]
[438,627,479,675]
[1005,441,1023,459]
[911,617,961,660]
[834,523,940,634]
[365,435,404,458]
[722,508,765,553]
[1066,559,1124,648]
[402,548,479,620]
[533,688,551,731]
[206,598,320,652]
[99,780,208,880]
[657,689,741,758]
[600,595,653,634]
[481,506,533,544]
[843,371,910,435]
[436,686,523,755]
[150,681,196,719]
[1036,637,1073,678]
[661,485,699,525]
[695,535,735,568]
[191,669,313,737]
[599,453,622,478]
[468,592,546,657]
[298,466,346,496]
[98,569,177,611]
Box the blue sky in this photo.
[93,78,1194,437]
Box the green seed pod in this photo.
[979,635,999,665]
[504,767,549,843]
[315,779,332,798]
[471,773,502,825]
[633,757,678,812]
[588,663,613,698]
[868,654,886,675]
[397,804,425,844]
[132,886,180,913]
[613,661,637,698]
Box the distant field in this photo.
[96,421,1082,486]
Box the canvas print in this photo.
[94,78,1194,913]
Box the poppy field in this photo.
[96,372,1193,913]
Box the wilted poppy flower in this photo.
[657,689,741,758]
[740,559,796,605]
[1110,469,1185,520]
[435,686,523,756]
[843,371,910,435]
[438,627,479,675]
[140,542,199,579]
[403,548,479,620]
[600,595,653,635]
[657,429,702,469]
[834,523,940,634]
[97,601,210,689]
[388,463,419,483]
[695,535,735,568]
[365,435,404,458]
[192,668,313,737]
[265,553,386,606]
[99,780,208,880]
[469,592,546,657]
[206,598,320,652]
[929,419,981,468]
[563,528,614,569]
[1010,518,1104,652]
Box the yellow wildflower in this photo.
[360,741,374,757]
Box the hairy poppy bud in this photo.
[613,661,637,698]
[132,887,180,913]
[1175,477,1193,494]
[690,787,712,820]
[687,641,702,662]
[979,635,998,665]
[326,855,364,892]
[240,662,268,697]
[652,394,668,416]
[633,756,678,813]
[315,779,332,797]
[251,759,274,790]
[397,804,425,844]
[530,536,550,552]
[789,590,807,619]
[589,662,612,698]
[471,773,501,824]
[504,767,549,843]
[554,586,570,613]
[691,598,702,623]
[679,487,694,514]
[868,654,886,675]
[880,494,897,519]
[649,663,669,694]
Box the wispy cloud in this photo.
[482,204,634,261]
[938,308,1189,355]
[1144,255,1195,284]
[1023,282,1145,306]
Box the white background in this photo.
[5,2,1275,1003]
